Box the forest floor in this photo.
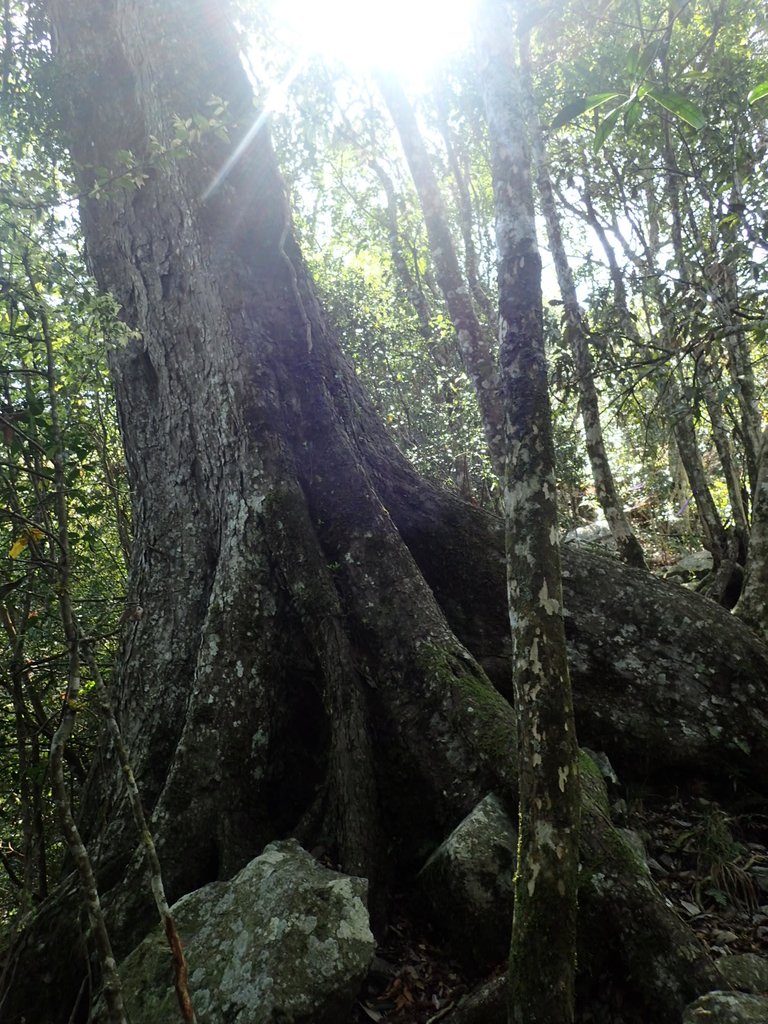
[352,788,768,1024]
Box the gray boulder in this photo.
[563,519,614,549]
[102,839,374,1024]
[717,953,768,994]
[417,793,517,969]
[683,992,768,1022]
[664,549,714,579]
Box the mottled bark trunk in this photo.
[697,355,750,559]
[440,759,719,1024]
[375,72,506,475]
[477,6,579,1023]
[521,42,646,571]
[735,429,768,640]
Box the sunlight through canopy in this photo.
[274,0,476,81]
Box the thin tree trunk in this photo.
[697,354,750,559]
[1,601,47,907]
[366,155,434,339]
[477,5,579,1022]
[735,429,768,639]
[521,40,647,570]
[432,83,495,326]
[579,189,730,567]
[705,211,763,489]
[375,71,505,476]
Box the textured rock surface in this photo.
[103,839,374,1023]
[417,793,517,969]
[683,991,768,1022]
[664,550,714,579]
[717,953,768,994]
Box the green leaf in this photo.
[623,97,643,133]
[637,40,662,78]
[748,81,768,104]
[644,87,706,129]
[551,92,625,130]
[550,98,590,130]
[625,41,660,79]
[584,91,626,112]
[594,106,624,152]
[624,44,640,77]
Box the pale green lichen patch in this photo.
[527,860,541,896]
[683,991,768,1022]
[534,820,555,848]
[108,840,374,1024]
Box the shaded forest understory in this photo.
[4,480,768,1022]
[352,789,768,1024]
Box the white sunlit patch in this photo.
[276,0,476,83]
[206,0,475,197]
[203,55,303,199]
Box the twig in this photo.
[82,642,198,1024]
[25,253,128,1024]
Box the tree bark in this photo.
[375,71,506,476]
[696,354,750,560]
[47,0,513,930]
[477,5,579,1021]
[735,429,768,640]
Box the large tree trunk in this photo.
[48,0,515,935]
[4,2,766,1022]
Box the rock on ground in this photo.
[717,953,768,994]
[100,839,374,1024]
[684,991,768,1023]
[417,792,517,970]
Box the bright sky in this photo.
[275,0,476,83]
[216,0,473,198]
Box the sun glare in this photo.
[277,0,476,83]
